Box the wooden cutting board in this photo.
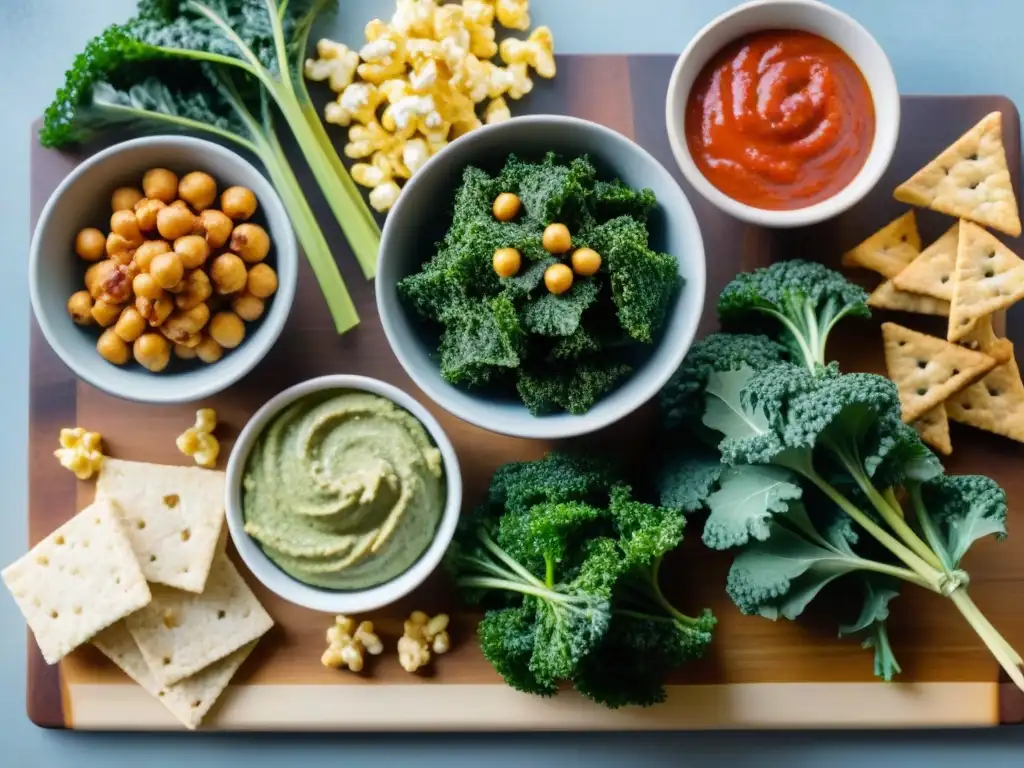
[26,55,1024,730]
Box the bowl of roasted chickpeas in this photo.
[30,136,297,404]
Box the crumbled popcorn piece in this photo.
[369,181,402,213]
[175,408,220,469]
[398,611,450,673]
[304,39,360,92]
[54,427,104,480]
[344,120,397,159]
[505,62,534,100]
[402,138,432,175]
[484,96,512,124]
[391,0,436,37]
[325,82,383,127]
[495,0,530,30]
[500,26,555,79]
[321,615,383,673]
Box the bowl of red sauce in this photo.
[665,0,899,227]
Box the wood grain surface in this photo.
[25,54,1024,730]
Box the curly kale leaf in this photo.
[702,465,804,550]
[438,296,522,387]
[918,475,1007,567]
[477,602,556,696]
[517,362,632,416]
[608,485,686,569]
[589,179,657,221]
[486,452,620,516]
[839,575,902,682]
[498,153,597,227]
[496,501,605,574]
[548,325,602,362]
[522,279,600,337]
[658,446,725,514]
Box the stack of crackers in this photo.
[842,111,1024,456]
[1,458,273,729]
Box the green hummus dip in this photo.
[241,390,445,590]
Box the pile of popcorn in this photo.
[304,0,554,212]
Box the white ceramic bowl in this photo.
[29,136,298,404]
[376,115,706,440]
[225,375,463,614]
[665,0,900,228]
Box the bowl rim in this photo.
[224,374,463,614]
[376,113,707,440]
[28,134,298,405]
[664,0,901,228]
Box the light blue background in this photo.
[3,0,1024,765]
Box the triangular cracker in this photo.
[956,314,1013,364]
[948,221,1024,341]
[892,222,960,301]
[868,279,949,316]
[913,405,952,456]
[881,322,997,422]
[947,349,1024,443]
[841,211,922,278]
[894,112,1021,236]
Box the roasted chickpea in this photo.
[134,198,166,232]
[113,306,146,342]
[196,335,223,364]
[156,204,196,241]
[150,251,185,290]
[492,192,521,222]
[85,260,117,299]
[173,235,210,270]
[210,253,247,294]
[542,223,572,255]
[67,290,94,325]
[221,186,257,220]
[246,263,278,298]
[105,232,136,265]
[229,223,271,263]
[90,299,122,327]
[132,272,164,300]
[195,209,233,249]
[133,333,171,372]
[208,311,246,349]
[97,263,136,305]
[136,294,174,327]
[97,328,130,365]
[232,292,265,321]
[161,303,211,345]
[110,210,143,246]
[544,263,574,295]
[492,247,521,278]
[75,227,106,262]
[571,247,601,277]
[174,342,199,360]
[142,168,178,204]
[175,269,213,311]
[133,239,170,272]
[178,171,217,211]
[111,186,144,212]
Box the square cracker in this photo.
[126,553,272,687]
[892,222,960,301]
[913,405,952,456]
[868,279,949,317]
[841,210,922,279]
[948,221,1024,341]
[957,314,1014,364]
[946,348,1024,443]
[894,111,1021,237]
[1,500,151,664]
[881,322,997,423]
[93,620,255,730]
[96,458,225,593]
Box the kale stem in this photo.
[544,557,554,589]
[454,576,585,608]
[950,590,1024,692]
[265,0,294,91]
[457,555,523,583]
[477,529,547,589]
[766,308,816,371]
[882,487,904,519]
[803,301,823,367]
[854,558,934,590]
[908,484,954,573]
[185,1,269,76]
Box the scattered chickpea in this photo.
[132,272,165,301]
[207,311,246,349]
[133,333,171,372]
[156,204,196,241]
[111,186,144,212]
[571,247,601,277]
[105,232,136,264]
[221,186,257,221]
[162,304,211,343]
[174,235,210,270]
[113,306,146,343]
[195,335,223,364]
[232,292,265,321]
[246,263,278,298]
[136,295,174,327]
[142,168,178,204]
[97,263,135,305]
[196,209,233,249]
[174,343,199,360]
[492,192,521,222]
[67,291,94,325]
[133,239,170,272]
[134,198,166,232]
[230,223,271,263]
[150,251,185,290]
[210,253,247,294]
[90,300,122,327]
[492,247,521,278]
[97,328,130,365]
[542,223,572,254]
[75,227,106,262]
[544,263,574,295]
[110,210,143,246]
[175,269,213,311]
[178,171,217,211]
[85,260,118,299]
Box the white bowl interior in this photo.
[29,136,298,404]
[665,0,900,227]
[376,116,707,440]
[225,375,463,614]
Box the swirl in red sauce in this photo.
[684,30,875,210]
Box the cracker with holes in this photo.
[881,322,997,422]
[1,500,151,664]
[957,314,1014,364]
[126,553,272,687]
[913,405,953,457]
[894,111,1021,236]
[96,458,225,593]
[93,620,256,730]
[947,349,1024,443]
[892,222,960,301]
[868,279,949,317]
[841,210,922,278]
[948,221,1024,341]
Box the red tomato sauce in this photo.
[684,30,875,210]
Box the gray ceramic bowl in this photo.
[29,136,297,405]
[376,115,706,439]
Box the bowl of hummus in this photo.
[225,375,461,613]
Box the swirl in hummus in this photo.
[241,390,445,590]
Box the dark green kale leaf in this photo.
[521,279,600,336]
[517,362,632,415]
[590,179,657,221]
[547,325,602,362]
[438,295,522,387]
[499,153,597,227]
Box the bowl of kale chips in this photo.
[377,116,706,439]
